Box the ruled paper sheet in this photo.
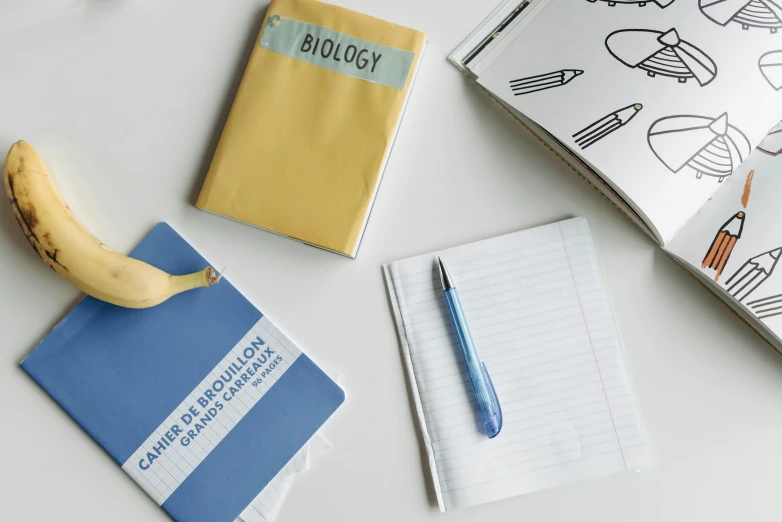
[383,218,649,511]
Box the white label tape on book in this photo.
[122,316,302,505]
[259,15,415,90]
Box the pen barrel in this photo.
[443,288,502,437]
[443,289,482,368]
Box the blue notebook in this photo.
[21,223,345,522]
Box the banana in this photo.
[4,141,219,308]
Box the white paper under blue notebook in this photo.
[21,223,345,522]
[383,218,649,511]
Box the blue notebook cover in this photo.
[21,223,345,522]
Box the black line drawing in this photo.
[509,69,583,96]
[725,247,782,301]
[587,0,676,7]
[572,103,642,149]
[700,0,782,33]
[648,113,751,182]
[760,51,782,90]
[605,28,717,86]
[702,212,745,281]
[758,121,782,155]
[747,293,782,318]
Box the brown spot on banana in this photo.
[29,230,65,271]
[18,203,38,230]
[6,178,68,273]
[28,233,68,273]
[6,175,34,236]
[41,232,53,249]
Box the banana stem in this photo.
[169,267,221,296]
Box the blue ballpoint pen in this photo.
[437,257,503,438]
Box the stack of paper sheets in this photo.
[237,436,330,522]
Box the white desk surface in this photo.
[3,1,782,521]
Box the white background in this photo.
[2,1,782,521]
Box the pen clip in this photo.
[481,362,503,438]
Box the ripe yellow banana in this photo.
[4,141,219,308]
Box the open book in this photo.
[451,0,782,349]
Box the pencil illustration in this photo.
[588,0,676,8]
[703,212,745,281]
[700,0,782,33]
[741,170,754,208]
[606,28,717,86]
[725,247,782,302]
[759,51,782,91]
[758,121,782,156]
[648,113,751,182]
[747,293,782,319]
[509,69,583,96]
[573,103,643,149]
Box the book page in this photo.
[384,218,649,511]
[666,122,782,347]
[475,0,782,244]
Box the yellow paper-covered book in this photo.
[196,0,426,257]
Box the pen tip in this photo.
[437,257,454,290]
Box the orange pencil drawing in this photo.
[702,211,745,282]
[741,169,754,208]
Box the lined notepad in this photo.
[383,218,649,511]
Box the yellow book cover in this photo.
[196,0,426,257]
